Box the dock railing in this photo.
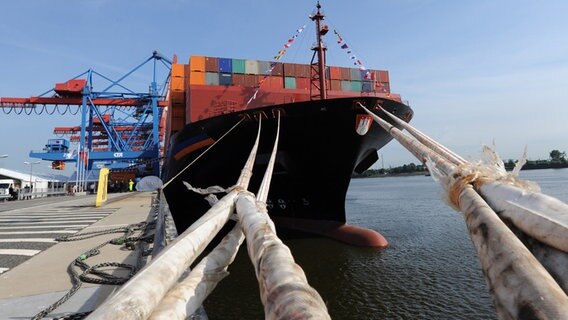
[16,188,68,200]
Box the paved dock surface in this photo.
[0,192,155,319]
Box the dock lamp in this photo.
[24,161,41,192]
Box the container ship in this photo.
[161,3,413,247]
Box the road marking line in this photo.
[1,220,97,225]
[0,225,88,230]
[0,267,9,274]
[0,249,41,256]
[0,217,103,222]
[0,214,109,218]
[0,230,77,235]
[0,238,56,243]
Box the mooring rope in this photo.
[162,117,245,189]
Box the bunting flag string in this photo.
[333,29,389,94]
[246,24,307,106]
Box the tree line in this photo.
[356,149,567,178]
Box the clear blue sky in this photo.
[1,0,567,175]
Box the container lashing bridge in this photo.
[0,51,173,190]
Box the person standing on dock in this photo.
[128,179,134,192]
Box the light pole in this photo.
[24,161,41,196]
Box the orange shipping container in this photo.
[171,64,185,78]
[171,77,185,92]
[189,56,206,72]
[189,71,205,85]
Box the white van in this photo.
[0,179,15,200]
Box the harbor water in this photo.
[203,168,568,319]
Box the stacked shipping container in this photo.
[184,56,390,92]
[169,56,397,125]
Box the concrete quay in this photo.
[0,192,156,319]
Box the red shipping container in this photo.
[329,66,341,80]
[294,64,310,78]
[283,63,295,77]
[296,77,310,90]
[205,57,219,72]
[340,67,351,80]
[271,62,284,76]
[244,74,258,87]
[184,64,191,80]
[266,76,283,89]
[330,79,342,91]
[232,74,246,86]
[377,70,390,82]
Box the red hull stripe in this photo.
[174,138,215,161]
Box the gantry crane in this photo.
[0,51,173,183]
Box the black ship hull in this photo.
[162,96,413,247]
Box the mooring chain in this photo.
[31,221,156,320]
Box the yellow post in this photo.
[95,168,110,207]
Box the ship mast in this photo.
[310,1,328,100]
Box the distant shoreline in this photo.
[354,163,568,179]
[353,171,428,179]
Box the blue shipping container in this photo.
[219,58,232,73]
[362,81,373,92]
[219,73,232,86]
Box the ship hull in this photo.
[162,96,412,246]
